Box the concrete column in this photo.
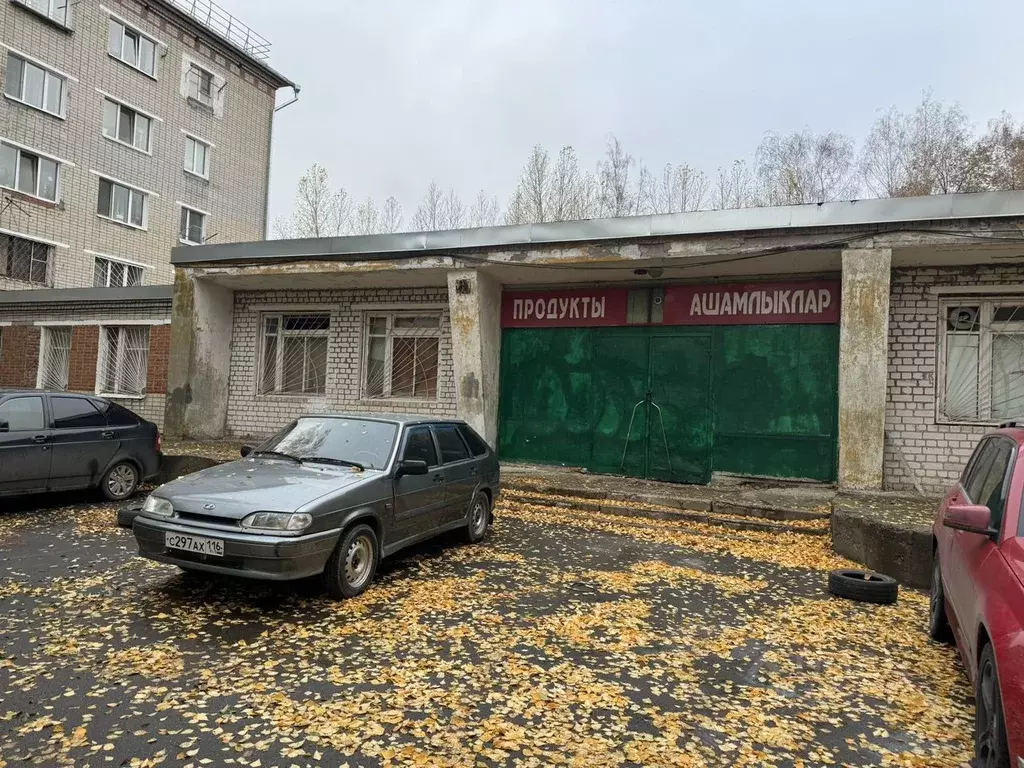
[447,268,502,446]
[838,247,892,490]
[164,270,235,439]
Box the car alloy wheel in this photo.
[344,534,374,590]
[975,644,1010,768]
[104,463,138,500]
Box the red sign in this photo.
[502,288,629,327]
[663,280,840,325]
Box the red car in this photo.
[931,425,1024,768]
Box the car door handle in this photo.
[101,431,115,439]
[32,435,47,444]
[432,474,444,484]
[469,467,479,475]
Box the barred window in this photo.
[0,142,59,201]
[102,99,152,153]
[97,178,147,228]
[363,313,440,400]
[259,314,329,395]
[98,326,149,396]
[0,233,52,286]
[108,18,156,77]
[4,53,64,117]
[38,326,71,390]
[93,256,143,287]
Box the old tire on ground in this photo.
[463,492,491,543]
[323,524,378,600]
[975,643,1011,768]
[827,569,899,605]
[928,553,953,643]
[101,461,139,502]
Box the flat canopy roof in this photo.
[0,286,173,304]
[173,190,1024,267]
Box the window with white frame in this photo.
[258,314,330,395]
[941,300,1024,422]
[108,19,157,77]
[186,65,214,106]
[97,177,147,228]
[38,326,71,390]
[0,233,52,285]
[0,141,59,202]
[102,99,152,153]
[98,326,149,396]
[3,53,65,117]
[93,256,143,287]
[179,206,206,244]
[16,0,70,26]
[363,313,440,400]
[183,135,210,178]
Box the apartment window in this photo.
[179,207,206,244]
[15,0,69,27]
[4,53,65,117]
[941,301,1024,423]
[108,19,156,77]
[183,136,210,178]
[258,314,329,395]
[97,178,146,228]
[363,313,440,399]
[186,65,214,106]
[93,256,143,287]
[38,326,71,390]
[0,142,59,202]
[98,326,149,396]
[0,233,52,285]
[102,99,151,153]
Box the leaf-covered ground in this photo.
[0,492,973,767]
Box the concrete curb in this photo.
[831,505,933,588]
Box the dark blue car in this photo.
[0,389,160,500]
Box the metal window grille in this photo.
[258,314,329,395]
[93,257,143,287]
[0,142,59,201]
[942,302,1024,422]
[39,326,71,390]
[363,313,440,400]
[99,326,149,396]
[0,233,53,286]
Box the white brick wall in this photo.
[0,0,278,290]
[885,264,1024,493]
[225,287,457,439]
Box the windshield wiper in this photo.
[299,456,366,470]
[250,450,301,463]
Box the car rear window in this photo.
[457,425,489,456]
[92,399,140,426]
[51,396,106,429]
[433,425,470,464]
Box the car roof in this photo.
[299,412,468,427]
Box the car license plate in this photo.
[165,532,224,557]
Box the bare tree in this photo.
[273,163,352,238]
[411,181,445,231]
[597,135,635,217]
[505,145,551,224]
[714,160,756,209]
[380,196,404,233]
[468,190,501,227]
[354,196,380,235]
[981,112,1024,191]
[755,129,857,205]
[908,93,988,195]
[440,188,465,230]
[549,145,589,221]
[860,105,912,197]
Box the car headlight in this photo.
[241,512,312,533]
[142,495,175,518]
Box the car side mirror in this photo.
[0,421,8,433]
[240,444,254,457]
[396,459,428,477]
[943,503,996,536]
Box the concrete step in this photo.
[502,489,829,536]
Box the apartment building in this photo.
[0,0,294,425]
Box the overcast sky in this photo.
[218,0,1024,226]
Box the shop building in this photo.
[165,191,1024,493]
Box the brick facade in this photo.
[225,287,458,438]
[0,325,40,387]
[146,324,170,395]
[68,326,99,391]
[884,264,1024,493]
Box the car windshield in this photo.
[257,417,397,470]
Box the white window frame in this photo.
[937,295,1024,425]
[3,52,67,118]
[36,325,71,391]
[178,205,207,245]
[101,97,153,154]
[0,231,53,286]
[257,312,331,396]
[92,254,145,287]
[96,325,149,398]
[107,17,158,78]
[183,133,211,178]
[0,140,61,203]
[95,175,149,230]
[361,312,441,401]
[186,64,215,107]
[13,0,70,28]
